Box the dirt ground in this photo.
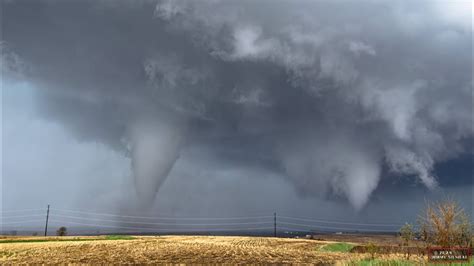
[0,235,423,264]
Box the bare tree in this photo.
[418,199,472,247]
[455,213,472,247]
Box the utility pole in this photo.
[44,204,50,237]
[273,212,276,237]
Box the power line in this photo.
[49,214,273,226]
[48,219,274,232]
[1,214,46,219]
[51,208,405,226]
[278,221,396,232]
[3,207,410,231]
[50,208,273,220]
[278,215,403,227]
[1,209,45,213]
[0,219,46,225]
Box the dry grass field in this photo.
[0,235,430,265]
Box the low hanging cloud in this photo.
[2,0,472,210]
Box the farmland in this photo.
[0,235,435,265]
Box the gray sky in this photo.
[1,0,473,233]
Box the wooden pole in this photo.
[274,212,276,237]
[44,204,50,236]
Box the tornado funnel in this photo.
[129,117,183,206]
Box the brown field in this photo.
[311,234,401,245]
[0,235,433,264]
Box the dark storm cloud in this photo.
[2,0,472,209]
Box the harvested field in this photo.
[0,235,415,264]
[311,234,402,245]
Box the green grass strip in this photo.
[0,238,100,244]
[320,242,354,253]
[352,259,415,266]
[104,235,135,240]
[0,235,135,244]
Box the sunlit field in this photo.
[3,235,470,265]
[0,235,400,264]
